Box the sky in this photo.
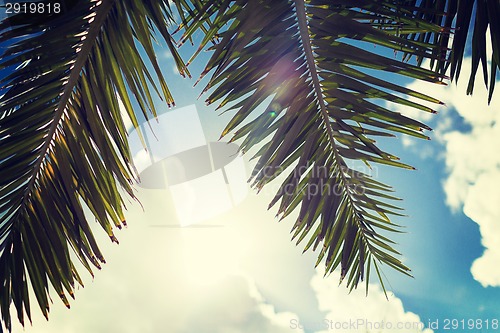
[4,7,500,333]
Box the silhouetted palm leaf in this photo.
[0,0,187,331]
[403,0,500,103]
[176,0,447,293]
[0,0,498,332]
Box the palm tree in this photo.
[0,0,498,331]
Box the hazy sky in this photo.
[7,16,500,333]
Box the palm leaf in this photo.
[0,0,187,331]
[403,0,500,103]
[177,0,448,294]
[1,0,498,331]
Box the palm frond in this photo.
[1,0,497,331]
[0,0,186,331]
[177,0,447,294]
[403,0,500,103]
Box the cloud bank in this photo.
[306,268,432,333]
[398,55,500,287]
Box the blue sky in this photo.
[3,7,500,333]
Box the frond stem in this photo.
[294,0,377,281]
[21,0,116,205]
[294,0,336,150]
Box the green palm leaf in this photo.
[1,0,498,332]
[177,0,447,293]
[402,0,500,103]
[0,0,187,331]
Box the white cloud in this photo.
[307,268,432,333]
[395,41,500,286]
[400,134,417,148]
[179,274,305,333]
[10,188,307,333]
[435,69,500,287]
[465,171,500,287]
[11,184,432,333]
